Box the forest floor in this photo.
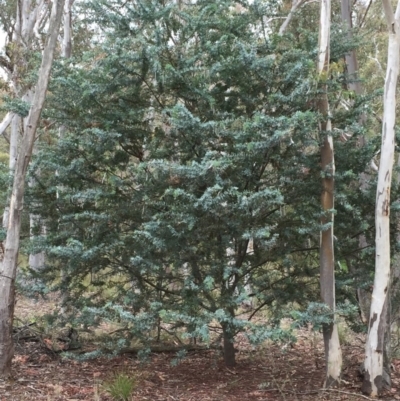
[0,295,399,401]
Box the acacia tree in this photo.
[318,0,342,387]
[26,0,322,365]
[20,0,369,372]
[0,0,65,377]
[362,0,400,396]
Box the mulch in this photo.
[0,330,399,401]
[1,296,399,400]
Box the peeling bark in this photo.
[362,0,400,396]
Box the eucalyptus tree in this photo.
[317,0,342,386]
[362,0,400,396]
[0,0,52,272]
[0,0,50,204]
[0,0,65,377]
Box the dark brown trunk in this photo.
[222,323,236,368]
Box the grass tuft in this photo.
[102,372,137,401]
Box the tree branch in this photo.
[0,56,12,73]
[279,0,306,35]
[0,113,13,138]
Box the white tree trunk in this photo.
[362,0,400,396]
[318,0,342,387]
[0,1,50,258]
[0,113,13,137]
[62,0,74,59]
[2,116,20,230]
[0,0,65,377]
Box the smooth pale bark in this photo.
[0,0,65,377]
[14,14,48,270]
[1,1,50,238]
[62,0,74,59]
[2,116,20,230]
[28,83,45,271]
[318,0,342,387]
[362,0,400,396]
[0,113,13,138]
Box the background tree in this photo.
[0,0,65,377]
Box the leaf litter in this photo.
[1,296,398,401]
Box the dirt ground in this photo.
[1,296,399,401]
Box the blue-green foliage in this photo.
[24,0,381,360]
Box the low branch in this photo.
[0,56,12,72]
[359,0,372,28]
[0,112,13,138]
[279,0,306,35]
[66,343,219,356]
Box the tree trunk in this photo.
[318,0,342,387]
[0,0,65,377]
[2,115,19,230]
[0,0,50,269]
[222,322,236,368]
[320,132,342,387]
[362,0,400,395]
[340,0,363,97]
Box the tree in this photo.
[0,1,55,272]
[21,0,368,371]
[317,0,342,387]
[0,0,65,377]
[362,0,400,396]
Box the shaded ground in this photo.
[1,297,399,401]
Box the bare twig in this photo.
[281,388,375,400]
[322,388,375,400]
[359,0,372,28]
